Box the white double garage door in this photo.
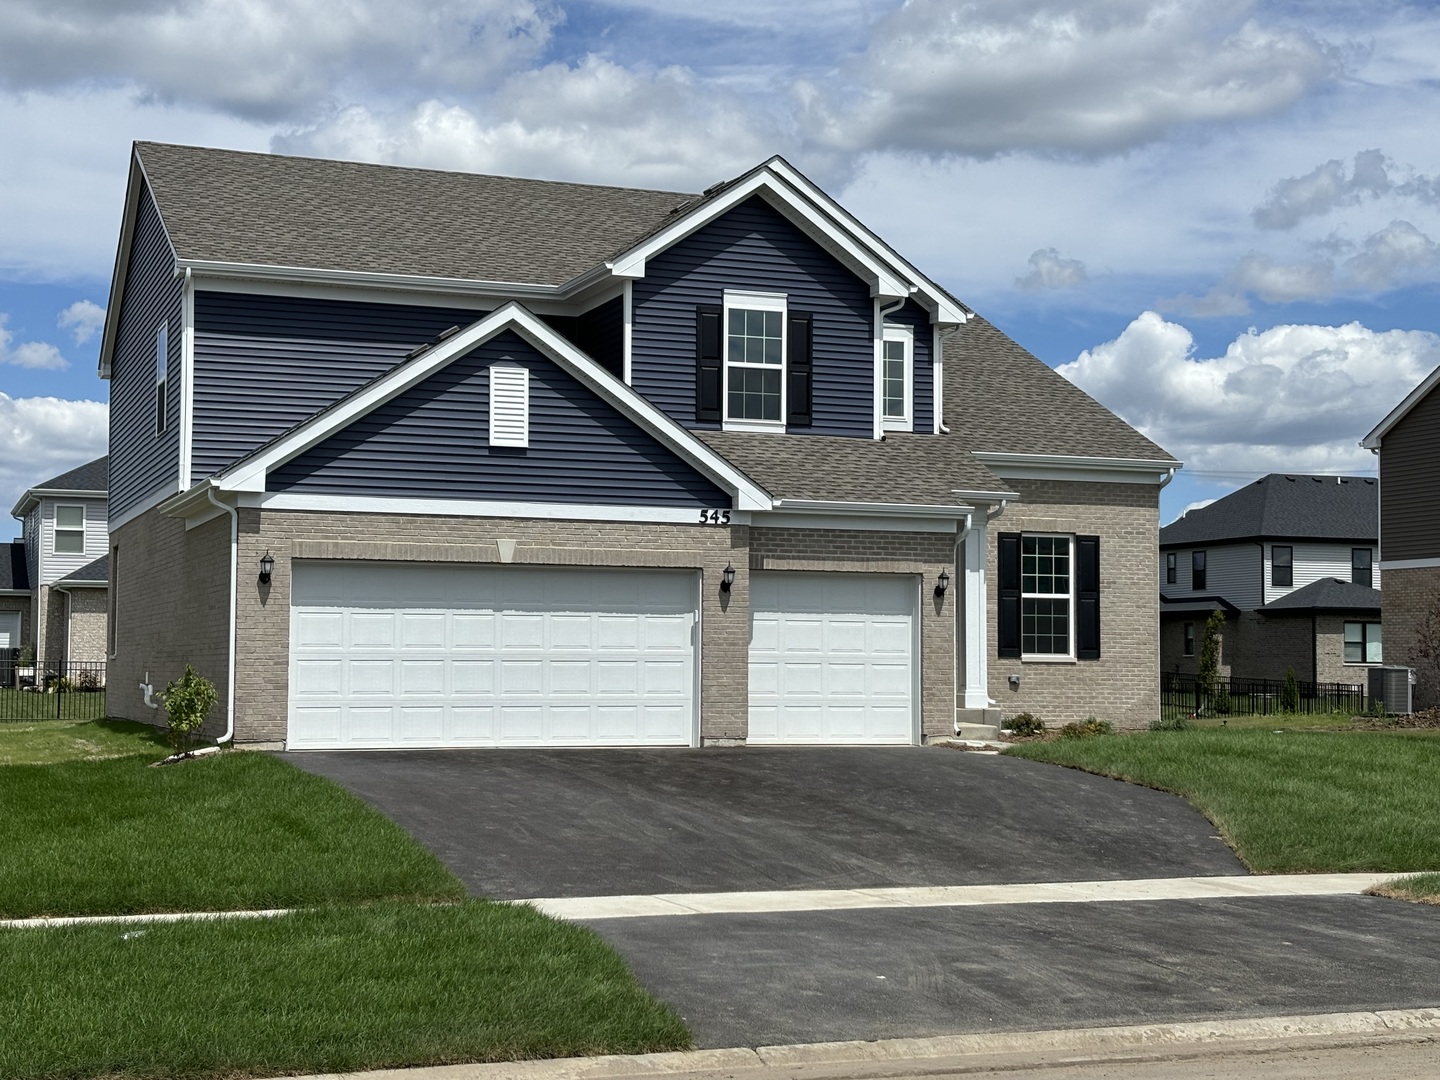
[288,562,918,750]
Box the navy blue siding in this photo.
[632,197,875,436]
[192,292,487,481]
[886,299,933,433]
[109,184,183,519]
[269,330,729,507]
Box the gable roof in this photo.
[1362,363,1440,449]
[0,541,29,592]
[58,554,109,587]
[10,456,109,519]
[1260,577,1381,614]
[942,318,1177,461]
[1160,474,1378,546]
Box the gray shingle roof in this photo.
[31,456,108,494]
[136,143,696,287]
[58,554,109,586]
[1,542,29,591]
[1161,474,1378,546]
[695,431,1013,505]
[941,318,1175,461]
[1159,595,1238,617]
[1261,577,1382,614]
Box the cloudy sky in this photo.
[3,0,1438,532]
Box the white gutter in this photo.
[205,485,238,745]
[770,498,978,518]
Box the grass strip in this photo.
[0,752,464,918]
[0,688,107,724]
[1366,872,1440,905]
[0,718,169,766]
[0,900,691,1080]
[1004,729,1440,873]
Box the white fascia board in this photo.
[754,510,961,534]
[1362,363,1440,448]
[1378,557,1440,570]
[974,451,1182,486]
[0,589,32,597]
[10,488,108,521]
[771,498,976,518]
[211,301,773,511]
[607,170,908,299]
[178,259,576,301]
[764,158,970,326]
[244,492,754,526]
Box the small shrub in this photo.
[1213,688,1233,715]
[1005,712,1046,737]
[75,669,101,691]
[1149,715,1191,731]
[16,644,35,666]
[52,676,77,695]
[1059,717,1114,739]
[163,665,219,754]
[1281,667,1301,712]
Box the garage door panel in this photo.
[749,572,916,746]
[289,564,696,749]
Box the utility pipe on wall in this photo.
[205,486,238,744]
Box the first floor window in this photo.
[1272,545,1293,588]
[1343,621,1381,664]
[1352,548,1373,588]
[54,505,85,554]
[880,324,912,430]
[724,293,785,425]
[1183,622,1195,656]
[1021,535,1072,657]
[1192,549,1207,591]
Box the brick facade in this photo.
[1162,610,1375,688]
[1378,566,1440,708]
[987,479,1160,729]
[64,587,110,666]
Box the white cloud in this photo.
[1343,219,1440,287]
[0,314,66,370]
[803,0,1339,159]
[0,394,108,522]
[57,300,106,345]
[1058,311,1440,476]
[1252,149,1397,229]
[1015,248,1088,291]
[0,0,558,121]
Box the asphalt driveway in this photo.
[289,746,1244,899]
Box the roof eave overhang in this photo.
[177,259,603,302]
[0,588,32,596]
[769,498,981,519]
[10,487,107,521]
[975,452,1181,486]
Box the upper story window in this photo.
[1165,552,1176,585]
[1192,550,1207,591]
[1352,547,1373,588]
[724,291,786,430]
[880,324,913,431]
[155,321,169,436]
[54,505,85,555]
[1272,545,1293,588]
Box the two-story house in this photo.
[6,457,111,669]
[1363,367,1440,707]
[1159,474,1381,685]
[100,142,1179,749]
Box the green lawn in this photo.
[1367,872,1440,904]
[0,901,691,1080]
[0,687,108,724]
[0,718,169,766]
[1005,729,1440,873]
[0,751,464,917]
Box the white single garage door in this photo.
[748,571,917,745]
[288,562,698,750]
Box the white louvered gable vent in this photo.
[489,362,529,447]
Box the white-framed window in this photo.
[53,504,85,555]
[723,290,786,431]
[1021,534,1074,659]
[1343,621,1382,664]
[880,323,913,431]
[488,362,530,447]
[155,321,169,436]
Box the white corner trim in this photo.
[622,280,634,384]
[211,301,773,512]
[243,493,753,526]
[932,324,943,435]
[974,452,1182,486]
[179,268,195,489]
[1362,362,1440,448]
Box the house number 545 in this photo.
[698,509,732,525]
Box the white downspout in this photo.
[206,486,238,745]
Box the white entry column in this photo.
[961,516,992,710]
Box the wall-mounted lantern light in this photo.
[934,569,950,596]
[721,563,736,593]
[258,550,275,586]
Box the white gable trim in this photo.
[211,302,773,510]
[99,153,181,380]
[1362,363,1440,449]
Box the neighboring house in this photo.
[1159,474,1380,685]
[100,142,1179,749]
[0,541,30,650]
[6,457,111,668]
[1362,366,1440,707]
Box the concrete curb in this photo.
[294,1008,1440,1080]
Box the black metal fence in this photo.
[1161,671,1366,719]
[0,651,107,721]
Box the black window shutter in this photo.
[695,306,722,422]
[1076,535,1101,660]
[786,311,813,426]
[998,533,1021,658]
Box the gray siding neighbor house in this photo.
[1159,474,1381,686]
[100,142,1179,749]
[1363,367,1440,707]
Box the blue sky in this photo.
[3,0,1440,536]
